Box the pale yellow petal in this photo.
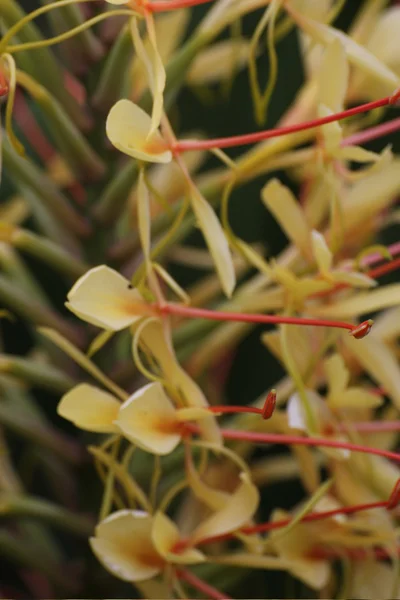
[186,452,228,511]
[66,265,146,330]
[312,284,400,319]
[58,384,119,433]
[152,512,205,564]
[324,353,349,398]
[298,15,400,91]
[115,382,181,455]
[261,179,310,258]
[349,561,400,600]
[187,39,251,85]
[106,100,172,164]
[340,145,381,163]
[269,510,330,590]
[192,472,259,543]
[90,510,163,582]
[317,104,343,153]
[342,334,400,410]
[311,230,332,274]
[137,169,151,261]
[343,160,400,233]
[334,387,383,410]
[190,186,235,298]
[317,39,348,111]
[136,319,222,445]
[332,270,376,288]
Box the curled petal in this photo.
[106,100,172,164]
[152,512,205,564]
[192,472,259,543]
[311,230,332,274]
[90,510,163,582]
[58,384,119,433]
[66,265,148,330]
[115,382,181,455]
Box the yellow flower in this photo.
[91,473,259,581]
[106,100,172,164]
[58,381,211,455]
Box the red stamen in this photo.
[173,94,400,153]
[148,0,214,11]
[366,256,400,280]
[184,424,400,464]
[176,568,232,600]
[339,420,400,433]
[158,303,366,335]
[197,479,400,547]
[262,389,277,419]
[209,405,263,416]
[342,116,400,147]
[349,319,374,340]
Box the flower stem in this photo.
[173,91,400,152]
[176,568,232,600]
[149,0,214,11]
[159,302,369,336]
[184,423,400,463]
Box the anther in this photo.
[262,389,276,419]
[350,319,374,340]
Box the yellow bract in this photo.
[66,265,150,330]
[106,100,172,164]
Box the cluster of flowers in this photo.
[2,0,400,598]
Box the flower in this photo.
[106,100,172,163]
[58,381,211,455]
[91,472,259,581]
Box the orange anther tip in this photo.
[387,479,400,509]
[350,319,374,340]
[262,389,276,420]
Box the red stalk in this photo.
[173,91,400,152]
[209,390,276,420]
[339,420,400,433]
[184,423,400,464]
[148,0,214,12]
[342,116,400,147]
[158,303,369,336]
[176,568,232,600]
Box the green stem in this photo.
[0,273,81,345]
[2,140,91,237]
[11,229,89,280]
[0,354,75,393]
[0,401,83,464]
[0,493,93,536]
[16,70,105,181]
[40,0,104,68]
[92,24,133,113]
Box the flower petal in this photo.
[115,382,181,455]
[152,512,205,564]
[90,510,163,582]
[66,265,147,330]
[106,100,172,164]
[317,39,348,111]
[58,384,120,433]
[187,39,251,85]
[312,284,400,318]
[311,230,332,274]
[342,334,400,410]
[136,319,222,445]
[324,353,349,399]
[190,186,235,298]
[192,472,259,543]
[262,178,311,258]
